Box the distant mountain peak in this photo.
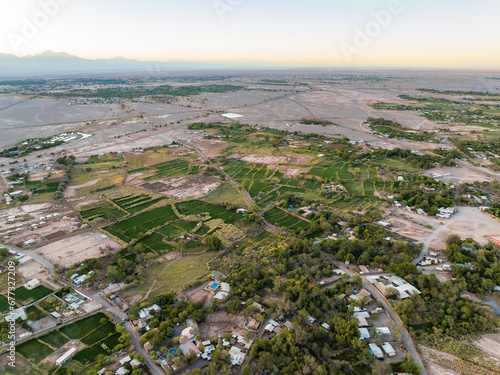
[36,50,76,58]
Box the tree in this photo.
[227,300,242,313]
[205,235,223,251]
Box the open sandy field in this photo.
[429,207,500,249]
[34,230,120,268]
[423,166,491,184]
[419,345,496,375]
[18,260,59,289]
[140,176,220,199]
[241,153,312,165]
[472,333,500,358]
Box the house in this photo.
[354,312,370,327]
[179,341,201,356]
[369,343,384,359]
[359,328,370,340]
[321,322,330,330]
[264,320,280,332]
[382,342,396,356]
[25,279,41,290]
[119,356,131,365]
[229,346,246,366]
[115,366,128,375]
[306,316,316,325]
[214,291,228,301]
[56,348,77,366]
[236,208,247,214]
[130,359,141,366]
[376,327,391,335]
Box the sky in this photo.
[0,0,499,68]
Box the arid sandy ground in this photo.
[34,231,120,268]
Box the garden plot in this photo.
[140,175,220,200]
[34,231,120,268]
[176,200,242,224]
[263,207,310,231]
[104,204,179,243]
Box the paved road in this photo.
[332,261,428,375]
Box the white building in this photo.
[382,342,396,356]
[369,343,384,358]
[56,348,77,366]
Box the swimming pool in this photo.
[210,283,219,290]
[168,349,177,355]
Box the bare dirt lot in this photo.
[192,139,228,158]
[18,260,59,289]
[183,282,214,309]
[140,176,220,199]
[423,166,490,184]
[419,345,492,375]
[429,207,500,249]
[241,153,312,165]
[386,215,433,242]
[34,230,120,268]
[472,333,500,358]
[282,167,309,178]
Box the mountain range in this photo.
[0,51,279,78]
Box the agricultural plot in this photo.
[104,205,179,243]
[204,183,248,207]
[176,200,242,224]
[135,232,175,253]
[111,194,165,214]
[374,158,422,173]
[138,159,199,181]
[158,220,198,239]
[80,321,117,346]
[32,182,60,194]
[308,162,345,180]
[16,339,54,363]
[39,331,69,348]
[14,286,53,303]
[79,202,127,221]
[0,295,9,312]
[59,313,108,340]
[343,181,364,196]
[263,207,310,231]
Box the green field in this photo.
[39,331,69,348]
[130,159,199,181]
[176,200,242,223]
[111,194,165,214]
[80,321,117,346]
[204,183,248,207]
[16,339,54,363]
[80,202,127,221]
[14,286,53,303]
[73,332,121,364]
[134,232,175,253]
[59,313,108,339]
[263,207,310,231]
[104,205,179,243]
[0,294,9,312]
[158,220,198,239]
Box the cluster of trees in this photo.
[54,159,75,200]
[361,148,457,169]
[395,188,455,216]
[394,272,497,338]
[51,85,243,99]
[367,117,437,142]
[444,235,500,294]
[321,225,420,269]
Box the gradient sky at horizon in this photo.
[0,0,499,68]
